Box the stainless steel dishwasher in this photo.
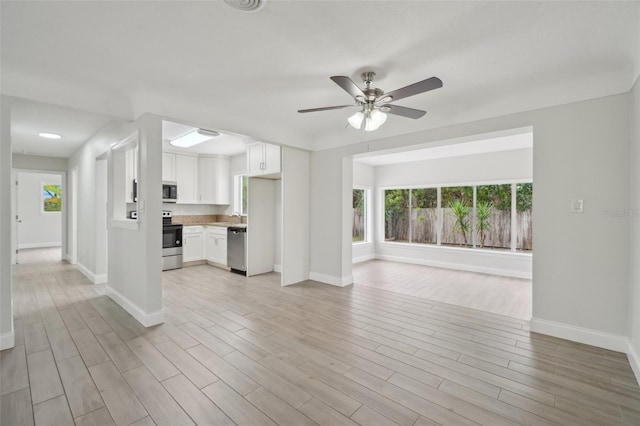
[227,226,247,275]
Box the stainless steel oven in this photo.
[162,211,183,270]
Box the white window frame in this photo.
[233,174,248,216]
[353,186,371,244]
[379,179,532,253]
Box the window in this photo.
[476,184,511,250]
[234,175,248,215]
[384,189,410,242]
[411,188,437,244]
[516,183,532,251]
[352,189,366,242]
[382,181,533,253]
[441,186,473,247]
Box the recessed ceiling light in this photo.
[39,132,62,139]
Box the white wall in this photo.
[0,96,14,350]
[374,148,532,186]
[352,162,375,263]
[370,148,533,278]
[13,153,67,172]
[67,114,164,326]
[628,75,640,380]
[95,158,108,279]
[281,147,310,285]
[17,171,62,248]
[310,93,630,352]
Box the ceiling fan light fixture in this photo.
[170,128,219,148]
[347,111,364,129]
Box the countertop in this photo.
[183,222,247,229]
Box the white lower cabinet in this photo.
[206,226,227,266]
[183,226,204,262]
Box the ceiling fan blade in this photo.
[381,77,443,103]
[298,105,353,113]
[383,104,427,119]
[330,76,366,99]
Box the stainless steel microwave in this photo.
[162,181,178,203]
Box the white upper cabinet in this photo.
[162,152,176,182]
[198,157,230,205]
[247,142,281,177]
[175,154,198,204]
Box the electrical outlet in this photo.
[571,199,584,213]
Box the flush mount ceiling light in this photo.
[298,71,443,132]
[170,128,220,148]
[39,132,62,139]
[224,0,268,12]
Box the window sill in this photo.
[352,241,371,246]
[378,241,532,257]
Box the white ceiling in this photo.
[2,2,639,154]
[161,120,248,157]
[10,99,119,157]
[354,132,533,166]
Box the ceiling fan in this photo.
[298,71,443,131]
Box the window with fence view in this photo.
[353,189,367,242]
[384,182,532,252]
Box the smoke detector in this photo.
[224,0,268,12]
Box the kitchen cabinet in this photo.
[206,226,227,265]
[198,157,230,205]
[183,226,204,262]
[175,154,198,204]
[162,152,176,182]
[247,142,281,177]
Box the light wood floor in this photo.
[353,260,532,320]
[2,248,639,425]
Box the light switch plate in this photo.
[571,199,584,213]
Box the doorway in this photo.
[12,170,65,264]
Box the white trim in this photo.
[627,342,640,386]
[353,254,375,264]
[0,329,15,350]
[530,318,628,353]
[18,242,61,249]
[94,274,108,284]
[111,219,139,230]
[105,285,165,327]
[309,272,353,287]
[76,263,97,283]
[375,253,532,279]
[273,264,282,273]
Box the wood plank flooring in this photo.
[1,248,639,425]
[353,260,532,320]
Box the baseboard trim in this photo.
[530,317,628,353]
[0,329,15,351]
[628,342,640,386]
[375,254,532,279]
[76,263,96,283]
[94,274,108,284]
[105,285,165,327]
[273,264,282,273]
[18,242,61,249]
[352,254,375,264]
[309,272,353,287]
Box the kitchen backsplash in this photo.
[172,214,247,225]
[162,203,224,216]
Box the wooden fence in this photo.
[382,208,532,250]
